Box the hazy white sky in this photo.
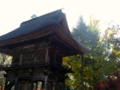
[0,0,120,36]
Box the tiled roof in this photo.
[0,9,64,41]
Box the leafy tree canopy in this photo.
[64,16,118,90]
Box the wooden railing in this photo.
[0,60,46,68]
[0,60,71,70]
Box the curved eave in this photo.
[53,23,89,54]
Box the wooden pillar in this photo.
[30,69,34,90]
[34,82,38,90]
[14,77,18,90]
[45,48,49,63]
[55,51,57,63]
[19,54,23,65]
[41,81,44,90]
[51,82,54,90]
[50,82,52,90]
[19,84,22,90]
[81,54,84,90]
[62,81,65,90]
[54,77,57,90]
[4,78,8,90]
[25,82,28,90]
[44,75,48,90]
[30,78,34,90]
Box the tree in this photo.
[0,53,12,87]
[64,16,117,90]
[95,24,120,90]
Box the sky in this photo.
[0,0,120,36]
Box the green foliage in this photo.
[0,71,5,86]
[103,25,120,74]
[0,54,12,87]
[63,16,118,90]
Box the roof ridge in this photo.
[20,9,62,27]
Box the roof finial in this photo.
[31,14,37,19]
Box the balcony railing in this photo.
[0,60,71,71]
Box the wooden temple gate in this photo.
[0,9,88,90]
